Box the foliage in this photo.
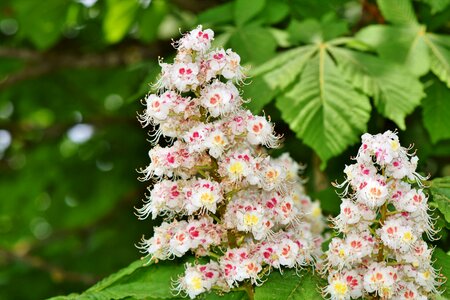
[0,0,450,299]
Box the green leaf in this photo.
[289,0,349,19]
[12,0,69,49]
[261,46,317,91]
[356,25,430,76]
[276,47,371,168]
[329,46,424,129]
[50,260,185,299]
[422,78,450,143]
[244,46,316,113]
[244,45,316,115]
[138,0,168,42]
[417,0,450,14]
[287,16,348,45]
[229,26,277,64]
[433,194,450,223]
[51,258,249,300]
[204,292,248,300]
[356,25,450,86]
[426,34,450,87]
[198,2,234,25]
[258,0,290,24]
[432,248,450,297]
[242,77,276,113]
[269,28,292,48]
[86,260,147,293]
[430,177,450,223]
[376,0,418,25]
[103,0,140,44]
[254,270,324,299]
[234,0,266,26]
[250,47,312,77]
[312,187,341,215]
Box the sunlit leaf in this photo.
[356,25,430,76]
[377,0,418,25]
[329,46,424,129]
[138,0,168,42]
[277,47,371,167]
[103,0,139,43]
[427,33,450,87]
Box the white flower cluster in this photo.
[324,131,442,300]
[135,25,324,298]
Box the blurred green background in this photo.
[1,0,450,299]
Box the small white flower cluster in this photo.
[136,25,324,299]
[324,131,441,300]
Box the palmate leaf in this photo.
[376,0,418,25]
[422,78,450,143]
[276,47,371,168]
[259,46,317,91]
[356,25,430,76]
[356,25,450,87]
[243,45,316,112]
[250,46,315,77]
[329,46,424,129]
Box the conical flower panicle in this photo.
[324,131,442,300]
[136,25,325,298]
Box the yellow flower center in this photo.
[402,231,413,242]
[200,192,214,204]
[243,213,259,226]
[190,276,203,291]
[381,285,392,297]
[312,206,322,218]
[333,281,348,295]
[229,162,244,175]
[391,140,400,151]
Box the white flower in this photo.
[188,179,223,214]
[178,25,214,53]
[246,115,280,148]
[356,175,388,208]
[200,80,240,117]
